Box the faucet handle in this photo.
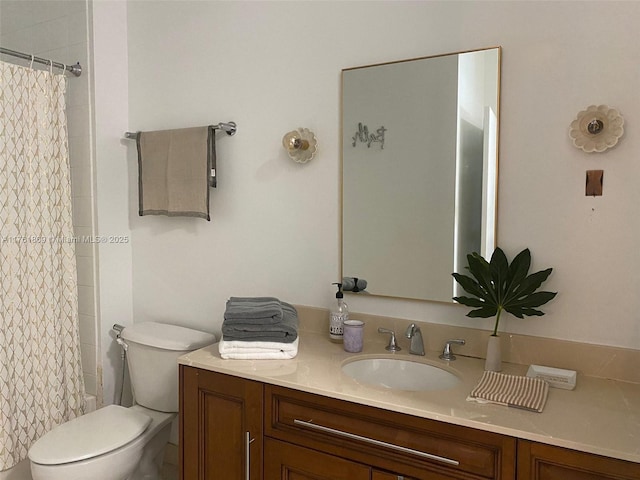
[378,327,401,352]
[439,339,465,361]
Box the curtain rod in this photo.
[0,47,82,77]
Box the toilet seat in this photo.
[28,405,151,465]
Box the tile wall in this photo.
[0,0,98,398]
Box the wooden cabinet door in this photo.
[264,438,370,480]
[517,440,640,480]
[372,470,417,480]
[180,366,263,480]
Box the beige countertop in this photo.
[178,331,640,464]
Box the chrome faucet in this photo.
[404,323,425,356]
[439,339,466,361]
[377,327,401,352]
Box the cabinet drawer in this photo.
[517,440,640,480]
[265,385,516,480]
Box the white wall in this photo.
[91,0,133,406]
[100,1,640,352]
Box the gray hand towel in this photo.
[136,126,214,221]
[222,303,298,343]
[224,297,283,325]
[229,296,281,303]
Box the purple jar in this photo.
[343,320,364,353]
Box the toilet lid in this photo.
[121,322,216,351]
[28,405,152,465]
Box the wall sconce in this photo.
[569,105,624,153]
[282,128,317,163]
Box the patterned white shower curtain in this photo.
[0,61,85,470]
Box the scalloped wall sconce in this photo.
[282,128,317,163]
[569,105,624,153]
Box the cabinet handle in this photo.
[245,431,255,480]
[293,419,459,466]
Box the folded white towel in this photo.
[218,338,299,360]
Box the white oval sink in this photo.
[342,358,460,391]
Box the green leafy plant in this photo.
[452,247,557,336]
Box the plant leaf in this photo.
[506,291,557,309]
[508,268,553,301]
[466,253,498,305]
[466,306,499,318]
[489,248,509,304]
[504,248,531,299]
[453,246,557,324]
[452,295,486,308]
[452,273,485,299]
[503,306,526,318]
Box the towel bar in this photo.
[124,121,237,139]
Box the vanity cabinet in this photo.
[517,440,640,480]
[180,367,640,480]
[180,366,514,480]
[179,367,263,480]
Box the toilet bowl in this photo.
[28,322,215,480]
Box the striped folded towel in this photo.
[467,371,549,413]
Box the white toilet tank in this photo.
[121,322,216,413]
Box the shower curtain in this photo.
[0,61,85,470]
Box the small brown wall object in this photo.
[585,170,603,196]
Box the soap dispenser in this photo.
[329,282,349,343]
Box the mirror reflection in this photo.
[341,47,500,303]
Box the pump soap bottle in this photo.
[329,282,349,342]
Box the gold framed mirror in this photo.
[341,47,501,303]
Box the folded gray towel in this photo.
[224,297,283,324]
[222,302,298,343]
[229,296,280,303]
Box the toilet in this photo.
[28,322,215,480]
